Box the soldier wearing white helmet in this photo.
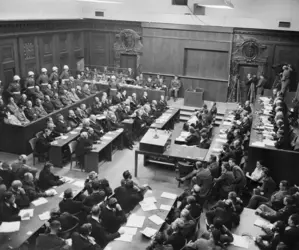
[49,66,59,84]
[36,68,49,92]
[60,65,70,81]
[24,71,36,98]
[7,75,21,103]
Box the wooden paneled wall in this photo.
[0,20,85,90]
[141,23,233,102]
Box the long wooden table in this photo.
[228,208,263,250]
[247,99,299,184]
[90,81,165,101]
[204,110,233,161]
[0,93,101,155]
[150,108,180,130]
[0,180,85,250]
[84,129,123,173]
[135,129,208,177]
[104,189,178,250]
[49,126,82,167]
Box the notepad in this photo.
[115,234,133,242]
[148,215,164,225]
[232,234,250,249]
[39,211,51,221]
[0,221,20,233]
[19,209,34,220]
[161,192,177,200]
[119,226,138,235]
[141,227,158,238]
[31,197,48,206]
[160,204,172,211]
[126,214,145,228]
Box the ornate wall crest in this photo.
[24,42,35,59]
[242,40,259,60]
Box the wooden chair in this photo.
[176,161,194,187]
[29,137,38,165]
[68,140,78,170]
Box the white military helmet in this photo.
[41,68,47,73]
[52,66,58,71]
[63,65,69,70]
[13,75,21,81]
[28,71,34,77]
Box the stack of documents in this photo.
[139,197,158,212]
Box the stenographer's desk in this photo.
[0,93,100,155]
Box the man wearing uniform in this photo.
[49,66,59,84]
[24,71,35,99]
[60,65,70,81]
[7,75,22,103]
[281,65,292,96]
[169,75,181,101]
[36,68,49,92]
[145,76,153,88]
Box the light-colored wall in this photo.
[0,0,298,31]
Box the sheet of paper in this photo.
[102,136,112,140]
[59,192,65,198]
[0,221,20,233]
[219,134,227,138]
[73,180,85,188]
[31,197,48,206]
[142,197,157,204]
[120,226,138,235]
[232,234,250,249]
[216,138,227,143]
[141,227,158,238]
[51,141,58,145]
[160,204,172,211]
[61,136,68,139]
[148,215,164,225]
[161,192,177,200]
[70,131,78,135]
[251,142,265,147]
[39,211,51,221]
[115,234,133,242]
[223,121,232,126]
[140,202,157,212]
[126,214,146,228]
[254,218,273,229]
[65,239,72,246]
[19,208,34,220]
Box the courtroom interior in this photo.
[1,0,299,250]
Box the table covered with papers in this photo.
[104,189,179,250]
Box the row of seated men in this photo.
[180,103,218,148]
[33,91,168,166]
[0,79,96,125]
[0,159,151,250]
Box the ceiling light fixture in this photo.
[197,0,234,9]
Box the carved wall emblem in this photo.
[120,29,135,49]
[24,42,35,59]
[242,41,259,60]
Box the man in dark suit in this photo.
[92,97,104,115]
[52,92,64,110]
[157,95,168,112]
[87,205,122,248]
[43,95,55,113]
[198,133,211,149]
[0,162,14,188]
[0,191,21,222]
[55,114,71,134]
[89,115,104,137]
[100,197,127,234]
[22,173,50,201]
[71,224,101,250]
[130,93,139,111]
[24,100,38,121]
[83,180,106,208]
[75,132,93,168]
[112,92,122,105]
[35,128,53,160]
[133,110,147,136]
[36,220,70,250]
[66,109,80,129]
[59,188,90,215]
[185,127,200,146]
[140,91,149,105]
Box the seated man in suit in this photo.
[185,127,200,146]
[51,92,64,110]
[43,95,55,114]
[100,197,127,234]
[0,191,22,222]
[83,180,106,208]
[55,113,71,134]
[71,223,101,250]
[33,85,45,102]
[35,128,54,161]
[60,89,73,106]
[145,76,153,88]
[9,180,30,208]
[198,133,211,149]
[59,188,89,215]
[66,109,80,129]
[168,75,181,101]
[87,205,122,248]
[133,110,147,137]
[89,114,104,137]
[157,95,168,112]
[91,96,104,115]
[130,92,139,111]
[34,98,48,118]
[140,91,149,106]
[24,100,38,121]
[36,220,71,250]
[112,91,122,105]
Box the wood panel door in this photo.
[90,33,107,67]
[120,54,137,73]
